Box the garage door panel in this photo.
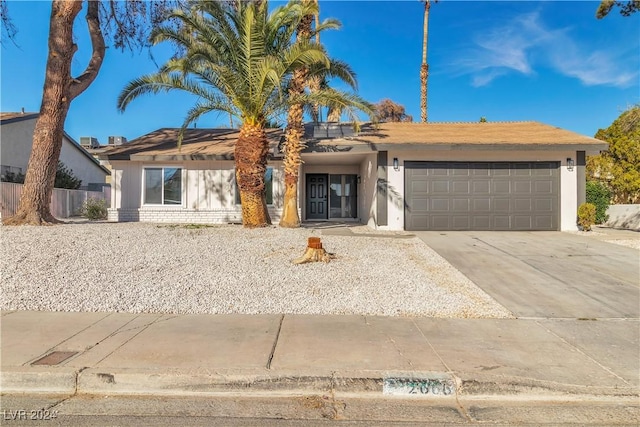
[535,180,553,193]
[473,198,491,212]
[514,164,532,176]
[514,198,532,212]
[405,161,559,231]
[473,216,492,229]
[493,216,511,229]
[453,198,470,212]
[534,216,553,228]
[514,181,532,194]
[494,198,510,212]
[452,216,470,229]
[473,180,490,193]
[513,216,533,230]
[411,198,429,211]
[430,167,449,176]
[431,216,451,229]
[432,181,450,193]
[452,181,470,194]
[534,198,553,212]
[411,180,429,193]
[431,198,451,212]
[494,181,511,194]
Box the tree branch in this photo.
[69,0,105,100]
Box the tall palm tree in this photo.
[420,0,432,123]
[279,0,372,228]
[118,0,330,227]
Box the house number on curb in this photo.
[383,378,455,396]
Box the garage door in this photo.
[405,161,559,231]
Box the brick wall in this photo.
[108,208,284,224]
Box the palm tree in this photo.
[279,0,371,227]
[420,0,432,123]
[118,0,331,227]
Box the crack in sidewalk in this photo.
[266,314,285,370]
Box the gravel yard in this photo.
[1,222,512,318]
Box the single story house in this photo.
[0,112,111,190]
[100,121,607,231]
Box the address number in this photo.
[383,378,455,396]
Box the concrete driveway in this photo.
[416,231,639,319]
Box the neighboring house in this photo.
[0,112,110,190]
[100,121,607,231]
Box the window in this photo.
[144,167,182,205]
[235,168,273,205]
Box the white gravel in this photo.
[1,222,512,318]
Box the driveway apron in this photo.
[416,231,639,319]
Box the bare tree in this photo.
[375,99,413,123]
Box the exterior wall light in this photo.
[567,158,574,171]
[393,157,399,171]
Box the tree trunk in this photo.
[293,237,335,264]
[280,180,299,227]
[420,0,430,123]
[236,121,271,227]
[279,9,313,228]
[280,100,305,228]
[420,63,428,123]
[3,0,105,226]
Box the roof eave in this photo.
[302,141,609,153]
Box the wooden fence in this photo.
[0,182,110,219]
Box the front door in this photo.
[306,174,328,220]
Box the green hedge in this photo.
[586,181,611,224]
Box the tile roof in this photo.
[101,128,284,161]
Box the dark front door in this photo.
[306,174,328,220]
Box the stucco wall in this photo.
[605,204,640,231]
[1,117,108,188]
[108,159,284,224]
[382,149,579,231]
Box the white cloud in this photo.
[451,11,638,88]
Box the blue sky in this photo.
[1,1,638,145]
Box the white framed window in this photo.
[143,167,183,206]
[235,167,273,205]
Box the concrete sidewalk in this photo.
[1,311,638,401]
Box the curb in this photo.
[1,367,78,394]
[76,369,459,398]
[3,367,637,401]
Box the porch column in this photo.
[577,151,586,206]
[377,151,388,226]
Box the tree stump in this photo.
[293,237,336,264]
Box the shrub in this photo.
[577,203,596,231]
[55,162,82,189]
[586,181,611,224]
[82,198,108,220]
[1,171,26,183]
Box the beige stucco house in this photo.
[0,112,110,189]
[100,121,607,231]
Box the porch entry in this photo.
[305,174,358,220]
